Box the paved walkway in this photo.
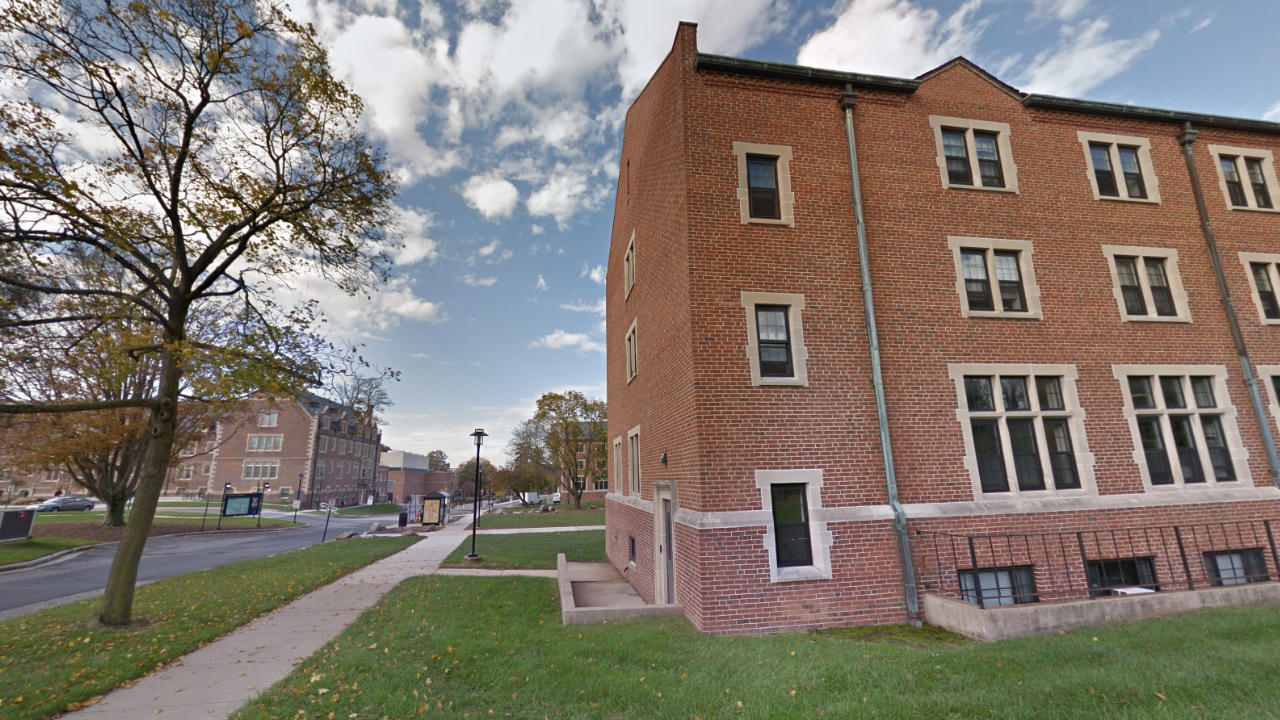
[476,524,603,535]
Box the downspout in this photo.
[841,85,921,621]
[1177,122,1280,488]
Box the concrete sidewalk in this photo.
[65,520,477,720]
[476,524,603,535]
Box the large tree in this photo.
[426,450,449,471]
[493,417,551,504]
[0,0,396,625]
[533,391,606,510]
[454,456,497,501]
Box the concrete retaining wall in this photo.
[557,553,685,626]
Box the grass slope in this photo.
[0,538,100,567]
[440,530,606,569]
[478,509,606,529]
[0,536,417,720]
[233,575,1280,720]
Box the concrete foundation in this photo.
[558,554,685,626]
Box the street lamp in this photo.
[466,428,488,560]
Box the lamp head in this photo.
[471,428,488,446]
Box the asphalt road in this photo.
[0,508,431,620]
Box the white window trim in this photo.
[624,318,638,384]
[947,237,1043,319]
[928,116,1019,193]
[755,469,832,583]
[623,231,636,299]
[1101,245,1192,323]
[1238,252,1280,326]
[246,434,283,452]
[740,291,809,387]
[1207,145,1280,213]
[733,141,795,226]
[1258,365,1280,437]
[627,426,641,497]
[258,411,279,428]
[1112,364,1253,491]
[1077,131,1162,204]
[948,364,1097,501]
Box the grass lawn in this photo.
[0,536,418,720]
[439,529,606,569]
[0,538,101,567]
[334,503,404,517]
[231,575,1280,720]
[479,508,605,529]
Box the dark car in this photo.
[33,496,96,512]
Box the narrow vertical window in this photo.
[1159,376,1186,409]
[625,323,638,382]
[1201,416,1236,481]
[771,484,812,567]
[961,250,994,311]
[628,432,640,495]
[1169,416,1205,483]
[1145,259,1177,316]
[1251,263,1280,319]
[1137,417,1173,485]
[623,237,636,297]
[942,129,973,185]
[746,155,780,219]
[1129,376,1156,408]
[993,251,1026,312]
[1035,377,1064,411]
[1043,419,1079,489]
[1114,257,1147,315]
[1221,156,1248,206]
[755,305,793,378]
[973,131,1004,188]
[1118,146,1147,199]
[1246,158,1273,209]
[1000,376,1030,411]
[1090,143,1120,197]
[964,376,995,411]
[1190,376,1216,408]
[971,420,1008,493]
[1007,419,1044,491]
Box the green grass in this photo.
[0,536,418,720]
[479,509,606,529]
[231,575,1280,720]
[0,538,101,567]
[440,530,606,569]
[333,503,404,517]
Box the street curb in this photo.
[0,544,103,574]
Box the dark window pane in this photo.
[959,566,1038,607]
[771,484,811,568]
[1001,376,1030,411]
[1129,376,1156,409]
[1145,259,1177,316]
[1159,376,1186,409]
[961,249,994,311]
[1221,156,1248,206]
[1138,417,1173,484]
[1201,415,1235,481]
[1118,146,1147,199]
[1170,415,1205,483]
[1091,143,1120,197]
[971,420,1008,492]
[993,251,1026,312]
[964,376,994,412]
[942,129,973,185]
[1008,419,1044,491]
[1114,257,1147,315]
[1251,263,1280,319]
[1087,558,1159,597]
[1190,376,1216,408]
[974,132,1004,188]
[1206,550,1269,586]
[1036,377,1064,411]
[747,156,780,219]
[1044,419,1080,489]
[1246,158,1273,209]
[756,305,793,377]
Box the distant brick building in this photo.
[606,23,1280,635]
[379,450,456,504]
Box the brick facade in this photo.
[606,23,1280,634]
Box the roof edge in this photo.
[694,53,920,94]
[1023,94,1280,136]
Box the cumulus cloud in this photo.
[393,206,439,265]
[536,275,549,291]
[560,298,606,315]
[461,173,520,219]
[527,170,593,228]
[529,329,605,353]
[1018,18,1160,96]
[581,264,606,285]
[797,0,987,78]
[280,273,447,334]
[459,274,499,286]
[478,239,501,256]
[531,224,546,235]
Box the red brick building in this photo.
[606,23,1280,635]
[378,450,456,504]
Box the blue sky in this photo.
[285,0,1280,465]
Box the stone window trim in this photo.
[624,318,638,384]
[1238,252,1280,326]
[1077,131,1162,204]
[627,425,641,497]
[733,141,795,227]
[246,434,283,452]
[1259,365,1280,436]
[613,436,624,496]
[755,469,832,583]
[740,291,809,387]
[623,231,636,299]
[1207,145,1280,213]
[928,116,1019,194]
[1101,245,1192,323]
[947,236,1043,319]
[948,363,1097,501]
[1112,364,1253,491]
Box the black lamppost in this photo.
[466,428,487,559]
[293,473,303,523]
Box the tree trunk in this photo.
[102,498,127,527]
[98,343,182,626]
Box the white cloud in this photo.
[469,361,484,367]
[1027,0,1087,21]
[461,173,520,220]
[1189,14,1214,33]
[1018,18,1160,96]
[560,298,606,315]
[796,0,987,78]
[478,239,501,256]
[393,206,439,265]
[409,352,432,358]
[580,264,606,285]
[536,275,549,291]
[527,169,593,228]
[531,224,546,235]
[459,274,499,287]
[1265,101,1280,122]
[529,329,605,353]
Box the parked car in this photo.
[550,492,561,504]
[33,496,96,512]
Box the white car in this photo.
[550,492,561,504]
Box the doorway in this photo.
[654,482,677,605]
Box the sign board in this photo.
[422,499,442,526]
[292,500,301,509]
[0,509,36,542]
[222,492,263,517]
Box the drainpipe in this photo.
[841,85,920,621]
[1178,122,1280,488]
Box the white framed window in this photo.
[319,436,329,453]
[201,464,210,475]
[177,464,194,480]
[613,437,624,495]
[627,426,641,496]
[243,461,279,480]
[755,469,832,583]
[258,411,278,427]
[740,292,808,387]
[1239,253,1280,325]
[1113,365,1251,491]
[949,364,1095,500]
[246,435,282,452]
[928,116,1018,193]
[1101,246,1191,323]
[624,231,636,299]
[733,141,795,226]
[1077,132,1161,203]
[625,319,638,383]
[947,237,1042,319]
[1207,145,1278,212]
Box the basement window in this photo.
[959,566,1038,607]
[1205,550,1269,586]
[1086,557,1159,597]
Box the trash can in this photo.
[398,510,408,528]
